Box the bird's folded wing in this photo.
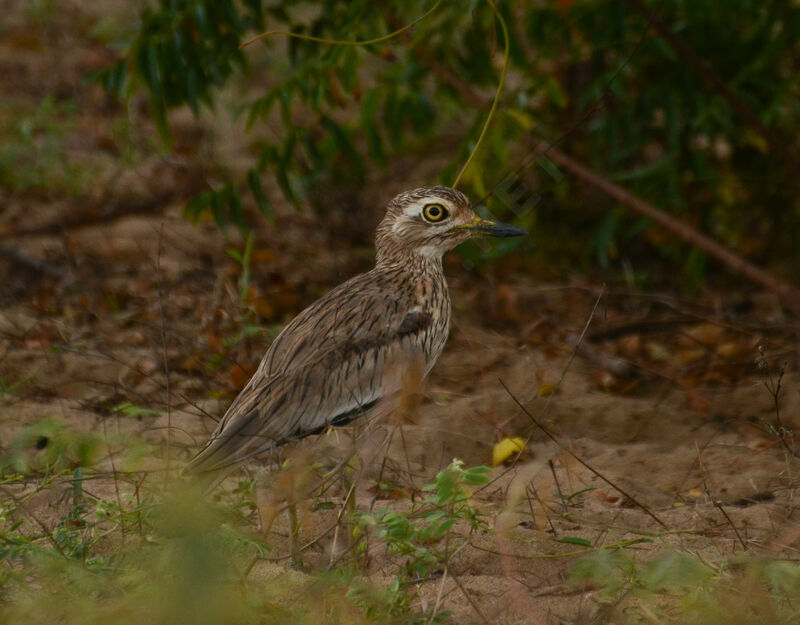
[186,277,432,475]
[258,270,423,378]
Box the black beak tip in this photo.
[475,222,528,238]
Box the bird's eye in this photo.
[422,203,449,223]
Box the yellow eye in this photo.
[422,203,449,223]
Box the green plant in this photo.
[355,460,491,619]
[571,548,800,624]
[0,412,491,625]
[226,230,256,303]
[0,418,102,475]
[0,373,32,395]
[111,401,165,418]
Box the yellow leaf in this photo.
[537,383,556,397]
[492,437,526,466]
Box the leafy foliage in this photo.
[100,0,800,281]
[355,460,490,620]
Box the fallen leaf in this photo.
[644,341,670,362]
[253,297,275,318]
[137,356,159,376]
[252,248,277,264]
[687,391,710,418]
[204,331,221,352]
[716,342,745,358]
[683,323,725,345]
[617,334,641,357]
[366,483,415,500]
[747,437,777,453]
[228,363,256,389]
[495,283,522,321]
[677,348,707,364]
[537,383,556,397]
[182,354,202,373]
[594,490,621,505]
[493,437,527,466]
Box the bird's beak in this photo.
[461,216,528,238]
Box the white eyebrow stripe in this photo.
[403,203,422,217]
[402,200,450,218]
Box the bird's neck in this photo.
[375,246,444,273]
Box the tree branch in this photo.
[0,243,63,278]
[535,143,800,314]
[0,190,176,240]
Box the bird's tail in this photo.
[181,435,239,492]
[183,428,276,492]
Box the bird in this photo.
[186,186,526,482]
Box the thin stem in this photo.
[452,0,509,189]
[241,0,443,49]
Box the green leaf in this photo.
[570,548,636,596]
[247,169,272,219]
[184,190,213,223]
[111,401,164,418]
[640,552,714,591]
[557,536,592,547]
[463,465,492,486]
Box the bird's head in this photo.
[375,186,527,264]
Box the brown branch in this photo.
[0,190,176,240]
[623,0,800,171]
[535,144,800,314]
[0,243,63,278]
[450,572,494,625]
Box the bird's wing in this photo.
[186,270,435,475]
[257,269,429,377]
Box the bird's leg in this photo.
[343,457,358,562]
[254,457,307,570]
[283,450,313,570]
[287,502,303,569]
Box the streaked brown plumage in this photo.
[186,186,526,478]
